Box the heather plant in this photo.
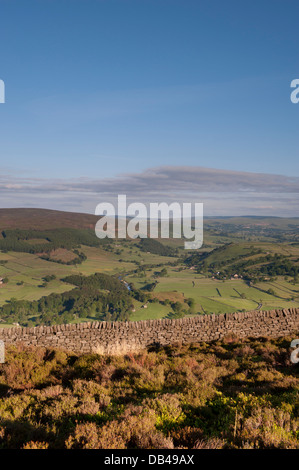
[22,440,49,449]
[0,335,299,449]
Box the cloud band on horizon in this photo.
[0,166,298,217]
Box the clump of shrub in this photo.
[0,334,299,449]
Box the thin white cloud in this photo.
[0,165,298,216]
[1,165,299,194]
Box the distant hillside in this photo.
[1,208,299,238]
[0,208,99,230]
[206,216,299,228]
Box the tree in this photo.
[267,288,276,296]
[186,297,196,314]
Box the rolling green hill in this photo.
[0,209,298,327]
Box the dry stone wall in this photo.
[0,308,299,355]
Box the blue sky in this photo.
[0,0,298,215]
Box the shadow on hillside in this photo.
[0,418,52,448]
[0,383,10,398]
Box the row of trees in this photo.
[0,273,134,327]
[0,228,104,255]
[139,238,177,257]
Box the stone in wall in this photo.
[0,308,299,355]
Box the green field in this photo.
[126,251,299,314]
[0,242,176,307]
[0,251,75,305]
[0,212,299,325]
